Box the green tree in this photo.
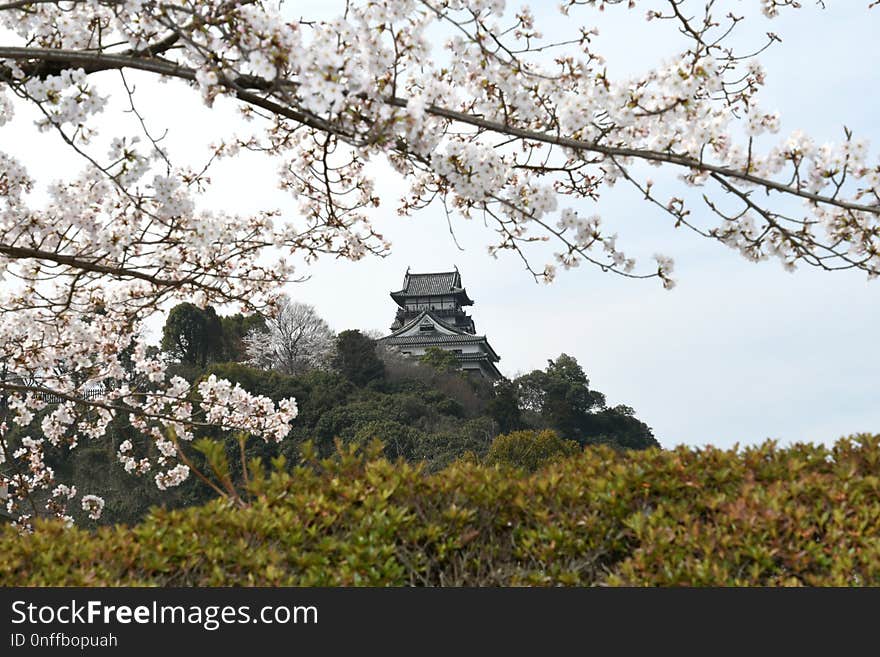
[514,354,658,450]
[486,429,581,472]
[419,347,460,374]
[161,303,224,367]
[332,330,385,386]
[352,419,427,461]
[487,379,523,434]
[515,354,605,439]
[220,313,266,362]
[585,405,659,451]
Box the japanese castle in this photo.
[378,268,501,380]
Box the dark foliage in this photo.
[220,313,267,361]
[332,330,385,386]
[160,303,224,367]
[513,354,658,449]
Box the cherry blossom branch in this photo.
[1,46,875,218]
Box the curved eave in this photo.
[484,340,500,362]
[450,288,474,306]
[380,332,500,363]
[389,288,474,307]
[457,356,502,379]
[381,310,472,338]
[457,351,501,365]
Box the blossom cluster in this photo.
[22,68,106,132]
[80,494,105,521]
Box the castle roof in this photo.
[380,310,500,362]
[390,270,474,306]
[386,309,467,337]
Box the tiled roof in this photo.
[457,355,502,378]
[456,353,495,361]
[383,334,487,346]
[384,310,470,338]
[395,271,460,296]
[381,328,500,362]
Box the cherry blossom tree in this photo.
[0,0,878,528]
[244,296,335,375]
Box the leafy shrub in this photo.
[412,417,497,472]
[4,435,879,586]
[486,429,581,472]
[419,346,461,373]
[353,420,428,460]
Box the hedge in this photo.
[2,435,879,586]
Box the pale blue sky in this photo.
[4,1,878,449]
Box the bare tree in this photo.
[244,297,335,376]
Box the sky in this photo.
[3,1,879,449]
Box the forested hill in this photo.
[36,301,658,525]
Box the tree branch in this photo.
[0,46,876,218]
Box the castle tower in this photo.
[379,268,501,380]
